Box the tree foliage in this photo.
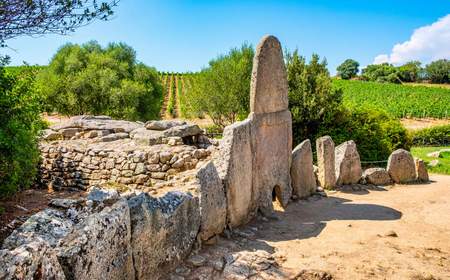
[0,0,118,45]
[36,41,163,121]
[336,59,359,80]
[286,51,343,146]
[0,60,44,196]
[185,44,254,128]
[425,59,450,84]
[361,63,401,83]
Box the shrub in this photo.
[361,63,401,83]
[184,44,254,128]
[425,59,450,84]
[336,59,359,80]
[286,51,343,148]
[318,108,411,161]
[0,61,44,196]
[411,125,450,146]
[36,41,163,121]
[286,52,410,161]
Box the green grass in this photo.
[334,79,450,119]
[411,146,450,175]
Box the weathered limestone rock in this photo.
[163,124,203,138]
[362,168,392,185]
[56,199,134,280]
[291,139,316,198]
[316,136,336,189]
[334,140,362,185]
[387,149,416,183]
[415,158,429,182]
[41,129,63,141]
[216,119,253,228]
[250,35,292,216]
[128,192,200,280]
[0,241,65,280]
[195,161,226,240]
[145,120,187,130]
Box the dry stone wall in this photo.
[38,117,213,191]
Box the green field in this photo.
[334,79,450,119]
[411,146,450,175]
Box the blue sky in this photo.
[2,0,449,74]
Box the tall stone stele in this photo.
[218,35,293,223]
[316,136,336,189]
[249,35,293,216]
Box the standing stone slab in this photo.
[196,161,227,240]
[250,35,292,216]
[56,199,134,280]
[415,158,429,182]
[128,192,200,280]
[216,119,254,228]
[387,149,416,183]
[316,136,336,189]
[335,140,362,185]
[291,139,316,198]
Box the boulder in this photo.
[163,124,203,138]
[415,158,429,182]
[387,149,416,183]
[128,192,200,280]
[145,120,187,131]
[362,168,392,185]
[51,115,141,134]
[216,119,254,228]
[291,139,316,198]
[334,140,362,185]
[195,161,227,240]
[316,136,336,189]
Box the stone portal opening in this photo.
[272,185,284,211]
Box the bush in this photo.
[336,59,359,80]
[286,51,343,148]
[0,60,44,196]
[184,44,254,128]
[36,41,163,121]
[411,125,450,146]
[318,108,411,161]
[361,63,401,83]
[425,59,450,84]
[287,52,410,161]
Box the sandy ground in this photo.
[181,174,450,280]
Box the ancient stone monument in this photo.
[387,149,416,183]
[250,35,292,216]
[219,35,292,222]
[291,139,316,198]
[316,136,336,189]
[334,140,362,185]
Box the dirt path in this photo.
[401,118,449,131]
[178,174,450,279]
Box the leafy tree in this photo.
[425,59,450,84]
[397,61,422,82]
[0,60,44,196]
[361,63,401,83]
[185,44,254,128]
[336,59,359,80]
[36,41,163,121]
[0,0,118,45]
[286,51,343,146]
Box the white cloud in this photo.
[373,14,450,65]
